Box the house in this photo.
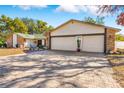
[49,19,121,53]
[6,33,47,48]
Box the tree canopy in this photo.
[13,18,28,33]
[21,18,53,34]
[83,16,105,25]
[21,18,37,34]
[0,15,54,44]
[98,5,124,26]
[0,15,54,34]
[0,15,14,43]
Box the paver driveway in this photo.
[0,50,120,88]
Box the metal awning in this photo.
[16,33,46,40]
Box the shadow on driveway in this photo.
[0,50,120,88]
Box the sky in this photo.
[0,5,124,34]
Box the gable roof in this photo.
[51,19,121,32]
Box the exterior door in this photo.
[38,40,42,46]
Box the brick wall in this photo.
[6,34,13,47]
[106,29,116,53]
[17,36,25,46]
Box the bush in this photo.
[0,39,5,48]
[0,38,7,48]
[117,48,124,54]
[38,45,46,49]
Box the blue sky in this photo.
[0,5,124,34]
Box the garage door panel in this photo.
[51,37,76,51]
[82,36,104,52]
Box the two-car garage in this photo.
[51,35,104,53]
[50,19,119,53]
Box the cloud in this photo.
[55,5,83,13]
[85,6,99,15]
[55,5,107,16]
[16,5,47,10]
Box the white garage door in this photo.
[51,37,77,51]
[82,35,104,52]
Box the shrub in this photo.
[38,45,46,49]
[0,38,5,48]
[117,48,124,54]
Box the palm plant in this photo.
[77,37,81,52]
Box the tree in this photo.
[21,18,36,34]
[0,15,28,34]
[96,16,105,25]
[0,15,13,33]
[36,20,48,34]
[0,15,13,43]
[116,34,124,41]
[13,18,28,33]
[83,16,105,25]
[0,15,54,45]
[46,25,54,32]
[98,5,124,26]
[22,18,54,34]
[84,17,96,24]
[0,15,28,45]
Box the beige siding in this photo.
[81,36,104,52]
[51,37,77,51]
[51,21,104,36]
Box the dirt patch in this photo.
[0,48,24,56]
[108,56,124,87]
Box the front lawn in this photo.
[0,48,24,56]
[108,55,124,87]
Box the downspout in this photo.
[49,32,51,49]
[104,28,107,54]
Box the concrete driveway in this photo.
[0,50,120,88]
